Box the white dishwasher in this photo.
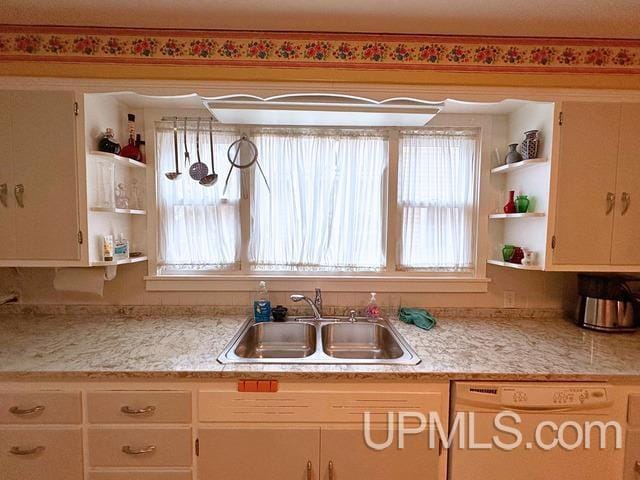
[449,382,626,479]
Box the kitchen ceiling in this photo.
[1,0,639,39]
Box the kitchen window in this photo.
[398,130,478,272]
[155,125,479,277]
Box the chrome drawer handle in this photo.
[122,445,156,455]
[10,446,45,455]
[0,183,7,207]
[14,184,24,208]
[9,405,45,415]
[121,405,156,415]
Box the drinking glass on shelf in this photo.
[129,179,145,210]
[115,183,129,209]
[96,160,115,208]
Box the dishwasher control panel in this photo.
[500,386,608,408]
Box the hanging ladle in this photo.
[200,118,218,187]
[189,118,209,181]
[164,117,181,180]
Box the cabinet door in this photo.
[320,426,441,480]
[553,102,621,265]
[9,90,80,260]
[623,430,640,480]
[198,426,320,480]
[0,91,16,258]
[611,103,640,266]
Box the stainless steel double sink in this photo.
[218,317,420,365]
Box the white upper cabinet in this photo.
[550,101,640,270]
[0,92,16,258]
[611,104,640,266]
[0,90,82,264]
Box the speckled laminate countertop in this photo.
[1,310,640,381]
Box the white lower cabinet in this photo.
[0,382,448,480]
[197,382,447,480]
[0,427,83,480]
[197,425,439,480]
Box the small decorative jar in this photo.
[520,130,539,160]
[522,250,537,266]
[510,247,525,264]
[515,195,530,213]
[504,190,517,214]
[502,245,515,262]
[505,144,522,164]
[98,128,121,154]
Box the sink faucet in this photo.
[290,288,323,319]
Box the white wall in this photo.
[0,263,576,310]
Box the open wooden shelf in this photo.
[489,212,546,219]
[90,255,148,267]
[487,259,542,271]
[491,158,546,174]
[90,151,147,169]
[90,207,147,215]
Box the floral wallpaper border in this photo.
[0,25,639,73]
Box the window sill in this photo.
[144,274,490,293]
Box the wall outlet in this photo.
[503,291,517,308]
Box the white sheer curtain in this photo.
[249,130,388,271]
[398,129,478,271]
[157,127,240,272]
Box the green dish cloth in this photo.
[398,307,437,331]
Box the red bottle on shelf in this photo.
[119,114,143,163]
[503,190,517,214]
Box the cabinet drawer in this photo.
[0,391,81,424]
[88,427,192,467]
[87,391,191,424]
[0,427,83,480]
[88,472,192,480]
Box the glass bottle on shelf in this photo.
[98,128,121,154]
[115,183,129,209]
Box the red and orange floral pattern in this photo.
[159,39,185,57]
[189,39,215,58]
[246,40,273,59]
[0,26,638,73]
[131,37,158,57]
